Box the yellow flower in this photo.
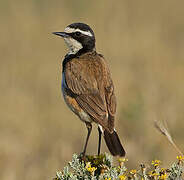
[119,174,126,180]
[177,155,184,161]
[105,178,111,180]
[159,174,167,180]
[118,158,128,167]
[118,158,128,164]
[152,160,161,167]
[85,162,97,174]
[149,170,159,177]
[160,168,166,173]
[130,169,137,175]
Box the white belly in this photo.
[78,110,92,123]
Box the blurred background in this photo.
[0,0,184,179]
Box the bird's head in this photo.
[53,23,96,55]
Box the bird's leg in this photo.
[97,126,102,156]
[82,122,92,157]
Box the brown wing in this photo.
[64,52,116,132]
[104,72,117,132]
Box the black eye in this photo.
[75,31,81,36]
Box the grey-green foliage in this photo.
[168,162,183,180]
[55,154,89,180]
[54,153,126,180]
[54,153,184,180]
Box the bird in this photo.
[53,22,125,157]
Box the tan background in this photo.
[0,0,184,179]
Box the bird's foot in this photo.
[79,152,87,162]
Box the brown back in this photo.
[64,51,116,132]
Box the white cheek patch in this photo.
[64,27,93,37]
[64,37,83,54]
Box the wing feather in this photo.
[64,53,116,132]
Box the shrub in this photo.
[54,153,183,180]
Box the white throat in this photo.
[64,37,83,55]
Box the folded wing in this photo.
[64,54,116,132]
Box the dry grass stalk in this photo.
[154,120,184,156]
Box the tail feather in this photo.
[104,130,126,157]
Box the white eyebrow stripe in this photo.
[64,27,93,37]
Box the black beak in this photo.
[52,32,69,38]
